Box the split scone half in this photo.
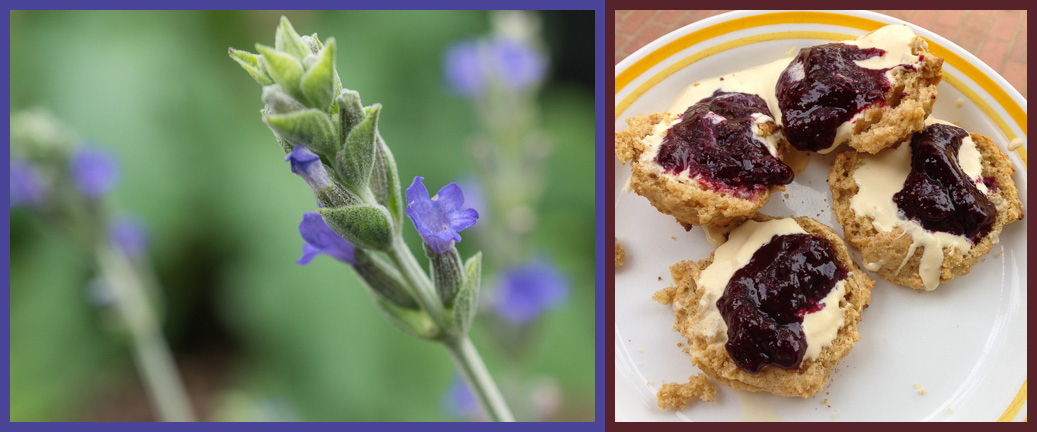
[655,214,873,398]
[829,120,1024,291]
[616,91,795,228]
[776,24,943,154]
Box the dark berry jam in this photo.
[654,91,793,198]
[716,233,848,374]
[892,124,997,242]
[776,43,894,152]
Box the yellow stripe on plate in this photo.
[614,11,1027,165]
[998,380,1027,422]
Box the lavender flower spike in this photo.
[297,212,356,265]
[284,145,331,191]
[493,258,568,325]
[405,177,479,254]
[444,37,546,96]
[71,147,120,199]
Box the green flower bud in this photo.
[337,89,365,135]
[261,85,305,115]
[369,134,404,231]
[300,34,322,54]
[335,104,380,189]
[228,48,273,86]
[300,38,337,112]
[263,108,336,156]
[274,16,309,60]
[318,204,394,251]
[255,44,304,97]
[425,243,463,307]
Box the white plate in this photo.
[614,10,1027,422]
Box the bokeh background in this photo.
[10,10,594,421]
[615,10,1027,98]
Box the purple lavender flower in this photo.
[442,375,481,420]
[108,215,150,260]
[70,147,119,199]
[10,159,46,207]
[284,145,330,191]
[444,37,546,96]
[493,258,568,325]
[444,40,484,96]
[405,177,479,254]
[297,212,356,265]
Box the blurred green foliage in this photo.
[10,10,593,421]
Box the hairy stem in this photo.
[445,336,515,422]
[386,237,514,421]
[96,245,194,422]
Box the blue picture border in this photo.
[4,1,607,427]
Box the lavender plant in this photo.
[10,111,194,422]
[228,17,514,421]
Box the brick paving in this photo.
[615,10,1027,98]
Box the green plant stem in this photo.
[445,336,515,422]
[386,237,514,422]
[96,245,194,422]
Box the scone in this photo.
[615,91,795,227]
[658,215,873,398]
[777,24,943,154]
[829,120,1024,291]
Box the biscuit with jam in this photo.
[829,121,1024,291]
[616,91,795,228]
[658,215,873,398]
[776,25,943,154]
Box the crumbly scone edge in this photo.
[615,114,790,227]
[663,214,874,398]
[828,133,1024,290]
[845,36,944,154]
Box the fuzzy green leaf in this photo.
[300,38,336,112]
[228,48,273,86]
[318,205,394,251]
[337,90,364,135]
[369,134,403,231]
[451,252,482,336]
[353,249,418,309]
[263,108,335,156]
[274,16,309,60]
[335,104,380,189]
[255,44,304,97]
[371,296,441,341]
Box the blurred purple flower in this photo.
[405,177,479,254]
[108,215,149,260]
[297,212,355,265]
[444,37,546,96]
[442,375,481,420]
[10,159,46,207]
[493,38,547,91]
[493,258,568,325]
[70,147,119,199]
[284,145,330,191]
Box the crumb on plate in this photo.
[656,373,718,410]
[615,237,625,267]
